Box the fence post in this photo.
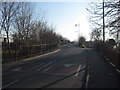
[2,43,5,63]
[30,44,32,57]
[41,44,42,54]
[15,44,17,61]
[118,53,120,70]
[48,44,49,52]
[54,43,55,50]
[20,45,22,59]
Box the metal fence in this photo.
[104,47,120,70]
[2,43,59,63]
[94,43,120,70]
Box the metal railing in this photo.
[94,43,120,70]
[104,47,120,70]
[2,43,59,63]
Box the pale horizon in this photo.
[35,2,91,41]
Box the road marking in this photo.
[35,62,54,71]
[116,69,120,73]
[32,63,44,70]
[85,74,90,88]
[11,67,22,71]
[75,65,81,76]
[64,64,74,67]
[24,49,60,61]
[105,58,109,61]
[43,72,67,76]
[18,62,24,65]
[42,63,56,73]
[60,44,68,48]
[2,79,20,88]
[109,62,116,67]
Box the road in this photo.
[3,43,89,88]
[2,43,120,88]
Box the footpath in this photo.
[86,49,120,88]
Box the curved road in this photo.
[2,43,120,88]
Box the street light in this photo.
[75,24,80,40]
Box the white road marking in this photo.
[42,63,56,73]
[75,65,81,76]
[3,79,20,88]
[35,62,54,71]
[11,67,22,71]
[105,57,109,61]
[109,62,116,67]
[64,64,74,67]
[116,69,120,73]
[85,74,90,88]
[24,49,60,61]
[32,63,44,70]
[43,72,67,76]
[18,62,24,65]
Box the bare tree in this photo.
[90,28,102,41]
[12,2,67,46]
[87,1,105,41]
[78,36,86,46]
[1,1,21,56]
[87,0,120,42]
[0,2,2,34]
[1,2,21,44]
[106,0,120,42]
[14,2,33,45]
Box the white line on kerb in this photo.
[109,62,116,67]
[116,69,120,73]
[35,62,54,71]
[75,65,81,76]
[24,49,60,61]
[3,79,20,88]
[85,74,90,88]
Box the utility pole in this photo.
[103,0,105,42]
[117,0,120,43]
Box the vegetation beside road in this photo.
[78,36,120,70]
[1,2,70,63]
[93,40,120,70]
[86,0,120,70]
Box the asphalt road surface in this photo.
[2,43,120,88]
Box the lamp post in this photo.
[75,24,80,40]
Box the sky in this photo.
[34,1,92,41]
[2,0,115,42]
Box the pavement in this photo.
[86,50,120,88]
[2,43,120,88]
